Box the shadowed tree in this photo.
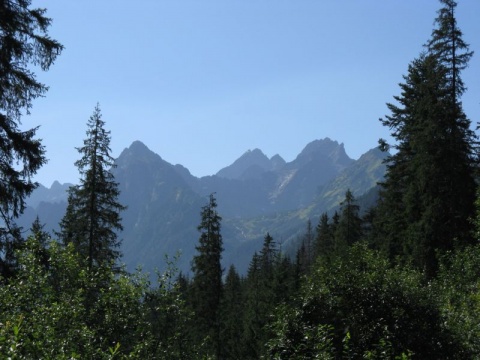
[191,193,224,359]
[296,221,315,275]
[335,189,362,252]
[58,104,125,271]
[0,0,63,277]
[314,212,337,263]
[375,0,476,276]
[220,264,244,359]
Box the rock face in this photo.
[216,148,285,180]
[25,181,71,208]
[20,138,387,275]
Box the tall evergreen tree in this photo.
[260,232,277,275]
[244,234,277,359]
[314,213,334,260]
[191,193,224,359]
[376,0,476,276]
[426,0,473,102]
[242,253,261,359]
[220,265,244,360]
[28,216,50,270]
[58,104,125,271]
[335,189,362,252]
[0,0,63,277]
[297,220,315,273]
[424,0,477,246]
[361,207,377,247]
[243,233,297,359]
[30,216,50,248]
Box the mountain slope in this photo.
[270,138,354,210]
[21,139,386,275]
[111,141,207,273]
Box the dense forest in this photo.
[1,0,480,358]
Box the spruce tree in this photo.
[191,193,224,359]
[335,189,362,252]
[0,0,63,277]
[314,213,334,260]
[29,216,50,270]
[220,265,244,360]
[376,0,476,276]
[30,216,50,248]
[296,221,317,277]
[426,0,473,102]
[243,252,265,359]
[260,232,277,275]
[58,104,125,271]
[243,233,293,359]
[424,0,477,248]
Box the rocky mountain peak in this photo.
[294,138,353,168]
[116,141,163,168]
[270,154,286,171]
[216,148,274,180]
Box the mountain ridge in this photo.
[21,138,387,275]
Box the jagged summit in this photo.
[21,137,387,277]
[50,180,64,190]
[294,138,352,167]
[129,140,150,152]
[216,148,282,180]
[123,140,156,157]
[270,154,286,171]
[356,147,388,161]
[116,141,163,168]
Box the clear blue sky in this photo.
[30,1,480,186]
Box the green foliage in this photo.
[314,190,363,264]
[191,193,224,358]
[267,243,465,359]
[0,238,105,358]
[220,265,245,359]
[242,233,297,359]
[141,256,200,359]
[375,0,477,278]
[296,221,315,275]
[426,0,473,99]
[0,236,202,359]
[434,246,480,357]
[267,304,336,360]
[314,212,334,259]
[334,189,363,252]
[58,104,126,271]
[0,0,63,278]
[2,2,480,360]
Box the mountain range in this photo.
[19,138,388,275]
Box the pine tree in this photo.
[260,232,277,275]
[243,252,265,359]
[331,211,340,234]
[58,104,125,271]
[220,265,244,360]
[424,0,477,248]
[0,0,63,277]
[273,253,297,303]
[314,213,334,259]
[29,216,50,270]
[361,207,377,247]
[30,216,50,247]
[296,221,316,278]
[243,233,295,359]
[426,0,473,102]
[191,193,224,359]
[334,189,362,252]
[376,0,476,277]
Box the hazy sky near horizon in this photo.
[29,1,480,186]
